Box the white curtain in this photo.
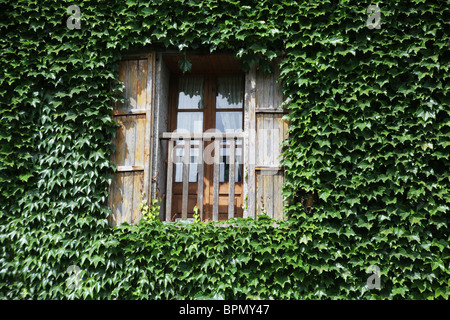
[175,75,243,183]
[216,112,242,133]
[216,76,243,109]
[178,77,204,109]
[176,112,203,133]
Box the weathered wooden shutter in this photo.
[254,64,288,220]
[109,54,155,226]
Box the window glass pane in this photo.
[216,112,242,132]
[177,112,203,133]
[178,77,204,109]
[219,144,242,183]
[175,112,202,182]
[174,142,199,183]
[216,76,243,109]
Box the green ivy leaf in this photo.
[178,57,192,74]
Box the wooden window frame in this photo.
[109,51,287,226]
[167,70,245,222]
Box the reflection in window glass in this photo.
[176,112,203,133]
[219,143,242,183]
[174,112,202,183]
[216,112,242,132]
[178,77,204,109]
[174,142,200,183]
[216,76,243,109]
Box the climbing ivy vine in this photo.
[0,0,449,299]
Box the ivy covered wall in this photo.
[0,0,449,299]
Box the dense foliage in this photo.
[0,0,448,299]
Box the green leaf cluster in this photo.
[1,0,449,299]
[280,0,449,299]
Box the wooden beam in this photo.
[255,166,284,171]
[143,53,155,206]
[165,140,174,222]
[161,132,244,140]
[244,66,256,219]
[212,139,220,221]
[113,109,148,116]
[228,139,236,219]
[197,141,204,221]
[181,141,190,219]
[255,108,286,114]
[116,165,145,172]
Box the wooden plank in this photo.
[124,114,136,167]
[255,68,264,109]
[274,114,287,220]
[263,113,273,166]
[143,53,154,206]
[110,60,128,226]
[137,59,148,109]
[273,115,281,167]
[127,60,138,110]
[122,171,134,224]
[197,140,204,221]
[228,139,236,219]
[165,140,174,221]
[136,58,147,205]
[114,116,126,166]
[181,140,190,219]
[113,109,147,116]
[263,171,274,218]
[134,115,145,167]
[244,66,256,218]
[256,171,263,215]
[265,72,274,109]
[132,171,144,224]
[203,141,212,221]
[256,114,264,216]
[116,165,144,172]
[256,114,264,170]
[255,68,276,110]
[267,114,278,218]
[212,139,220,221]
[109,173,119,226]
[283,117,289,139]
[270,71,277,109]
[255,108,286,114]
[123,60,131,110]
[273,172,283,220]
[108,173,114,225]
[116,172,125,225]
[255,166,283,171]
[151,53,170,204]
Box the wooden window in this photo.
[166,68,245,222]
[109,53,287,226]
